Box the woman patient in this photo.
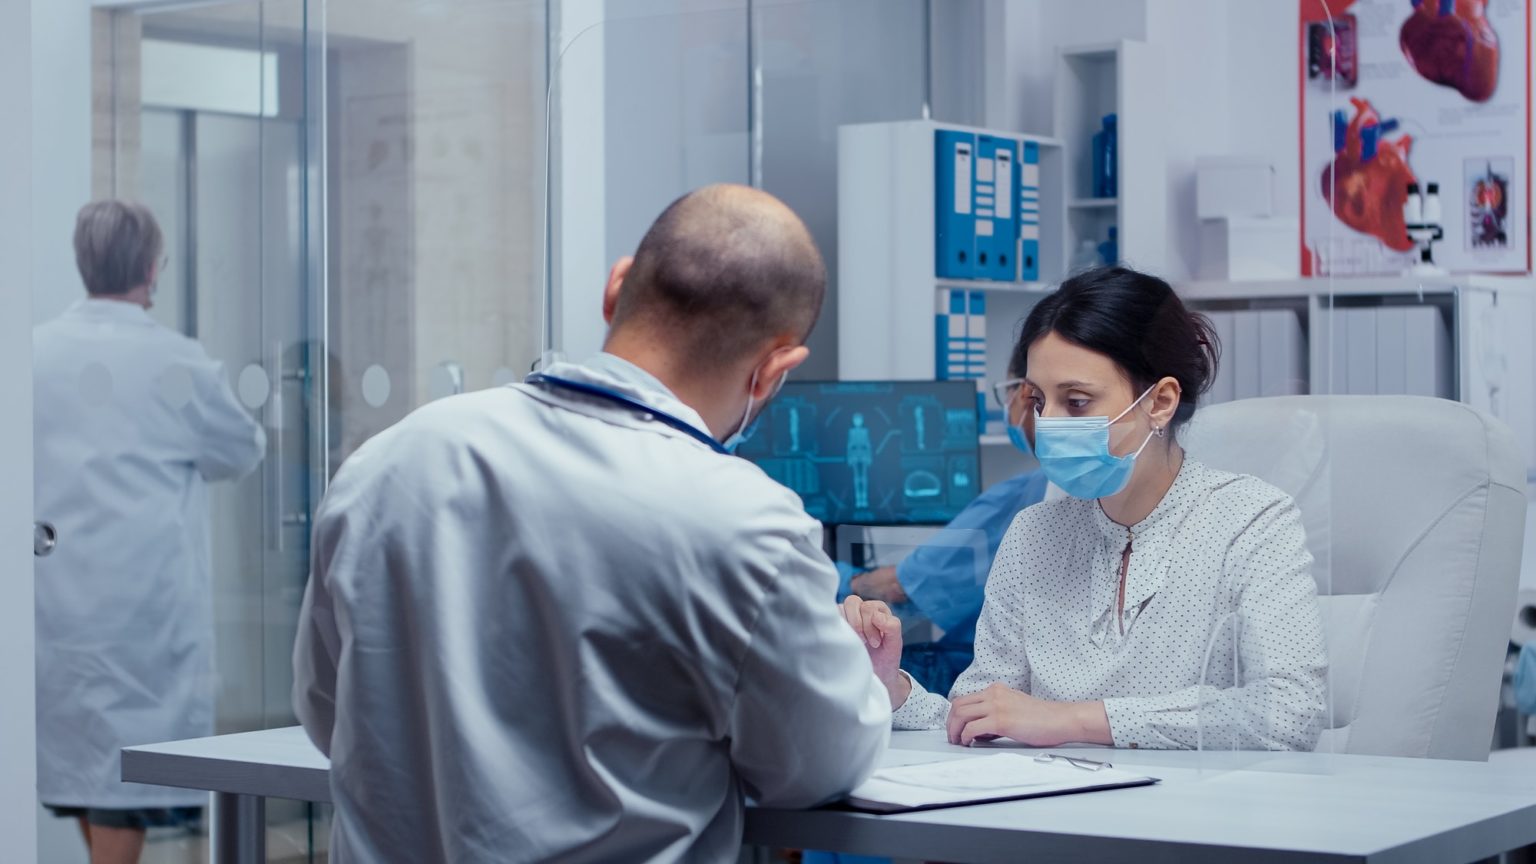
[844,267,1327,750]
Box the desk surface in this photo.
[124,728,1536,864]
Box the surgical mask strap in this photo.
[1109,384,1158,425]
[731,370,762,443]
[1121,385,1165,461]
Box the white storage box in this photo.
[1196,156,1276,220]
[1198,216,1300,280]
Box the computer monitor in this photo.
[736,380,982,526]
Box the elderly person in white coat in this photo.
[34,200,266,864]
[293,184,893,863]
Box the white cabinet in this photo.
[837,120,1064,407]
[1054,40,1166,275]
[1183,276,1536,466]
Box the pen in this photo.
[1035,753,1113,771]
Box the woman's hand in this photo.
[945,683,1111,747]
[840,596,911,710]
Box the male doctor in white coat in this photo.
[34,200,267,864]
[294,184,898,863]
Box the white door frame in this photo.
[1,0,38,859]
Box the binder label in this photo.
[954,144,972,215]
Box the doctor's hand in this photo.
[840,596,911,710]
[946,684,1112,747]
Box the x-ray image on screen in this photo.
[736,381,981,525]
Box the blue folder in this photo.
[974,136,1018,281]
[1019,141,1042,282]
[935,129,977,279]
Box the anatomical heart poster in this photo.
[1301,0,1530,275]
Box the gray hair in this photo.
[74,200,163,296]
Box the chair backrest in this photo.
[1183,395,1526,760]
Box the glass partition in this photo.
[65,1,1535,861]
[1189,7,1344,774]
[84,0,547,859]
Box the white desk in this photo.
[123,728,1536,864]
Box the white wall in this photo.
[985,0,1298,282]
[1147,0,1234,279]
[1225,0,1301,225]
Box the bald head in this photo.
[609,184,827,369]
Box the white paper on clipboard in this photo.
[846,753,1157,813]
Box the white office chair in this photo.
[1183,395,1526,760]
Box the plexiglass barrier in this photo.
[1186,3,1345,775]
[68,4,1536,862]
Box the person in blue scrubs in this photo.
[839,468,1049,696]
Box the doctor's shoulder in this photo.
[705,456,820,529]
[693,457,827,557]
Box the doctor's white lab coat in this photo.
[33,298,266,808]
[294,356,892,864]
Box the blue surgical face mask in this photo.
[723,369,787,453]
[1015,385,1160,500]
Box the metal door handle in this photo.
[34,522,57,558]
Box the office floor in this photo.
[138,819,326,864]
[39,806,326,864]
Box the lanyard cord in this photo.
[524,373,729,456]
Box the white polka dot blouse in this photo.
[891,458,1329,751]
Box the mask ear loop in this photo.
[1115,383,1165,460]
[1109,383,1160,424]
[734,370,762,439]
[1128,426,1160,460]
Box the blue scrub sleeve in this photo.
[834,561,858,601]
[895,471,1049,634]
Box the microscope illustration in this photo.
[1404,181,1445,275]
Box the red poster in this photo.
[1300,0,1530,275]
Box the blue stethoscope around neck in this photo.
[524,372,732,456]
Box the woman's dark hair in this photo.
[1009,266,1220,429]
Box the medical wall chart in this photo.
[1301,0,1530,275]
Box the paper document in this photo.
[846,753,1157,813]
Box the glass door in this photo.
[90,0,549,859]
[82,3,325,860]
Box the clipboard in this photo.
[840,753,1160,814]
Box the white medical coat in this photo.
[294,355,891,863]
[33,298,266,808]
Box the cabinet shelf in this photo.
[936,279,1056,295]
[1054,40,1164,272]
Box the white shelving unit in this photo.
[836,118,1064,408]
[1180,275,1536,466]
[837,120,1063,485]
[1054,40,1166,275]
